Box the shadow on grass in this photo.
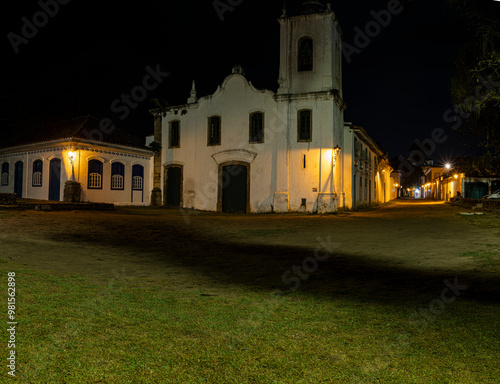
[53,220,500,306]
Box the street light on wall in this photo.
[333,145,341,157]
[68,151,76,182]
[333,145,341,165]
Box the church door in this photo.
[49,159,61,201]
[220,163,249,213]
[14,161,23,198]
[165,166,182,207]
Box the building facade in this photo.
[0,116,154,205]
[149,2,394,213]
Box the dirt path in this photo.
[0,200,498,300]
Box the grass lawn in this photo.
[3,263,499,383]
[1,202,499,383]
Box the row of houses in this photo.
[417,161,500,200]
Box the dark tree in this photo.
[447,0,500,176]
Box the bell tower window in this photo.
[298,109,312,142]
[298,38,313,72]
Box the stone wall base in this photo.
[317,193,338,214]
[273,192,289,213]
[63,181,81,203]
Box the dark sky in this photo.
[1,0,472,159]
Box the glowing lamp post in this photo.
[68,151,76,182]
[333,145,341,159]
[64,150,81,203]
[331,145,341,166]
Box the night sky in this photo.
[1,0,473,160]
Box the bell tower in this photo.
[273,1,346,213]
[277,1,343,96]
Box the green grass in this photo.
[2,261,500,383]
[463,213,500,229]
[459,250,500,266]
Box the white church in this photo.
[147,1,394,213]
[0,1,394,211]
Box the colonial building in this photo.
[0,116,154,205]
[344,123,393,209]
[148,1,394,213]
[419,160,500,200]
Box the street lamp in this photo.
[333,145,341,165]
[333,145,341,158]
[68,151,76,182]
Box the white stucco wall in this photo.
[161,74,278,212]
[0,141,153,205]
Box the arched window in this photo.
[88,159,103,189]
[111,162,125,190]
[132,164,144,190]
[249,112,264,143]
[297,109,312,142]
[169,121,180,148]
[298,38,313,72]
[1,162,9,186]
[32,160,43,187]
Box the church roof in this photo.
[0,115,150,151]
[298,0,329,15]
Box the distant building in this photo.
[148,1,394,213]
[0,116,154,205]
[391,170,402,199]
[344,123,393,209]
[419,160,500,200]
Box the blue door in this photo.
[49,159,61,201]
[14,161,23,198]
[464,182,488,199]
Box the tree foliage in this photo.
[448,0,500,175]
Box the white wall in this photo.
[0,145,153,205]
[161,74,278,212]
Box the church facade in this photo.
[148,2,393,213]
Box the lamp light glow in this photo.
[68,150,76,182]
[333,145,341,158]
